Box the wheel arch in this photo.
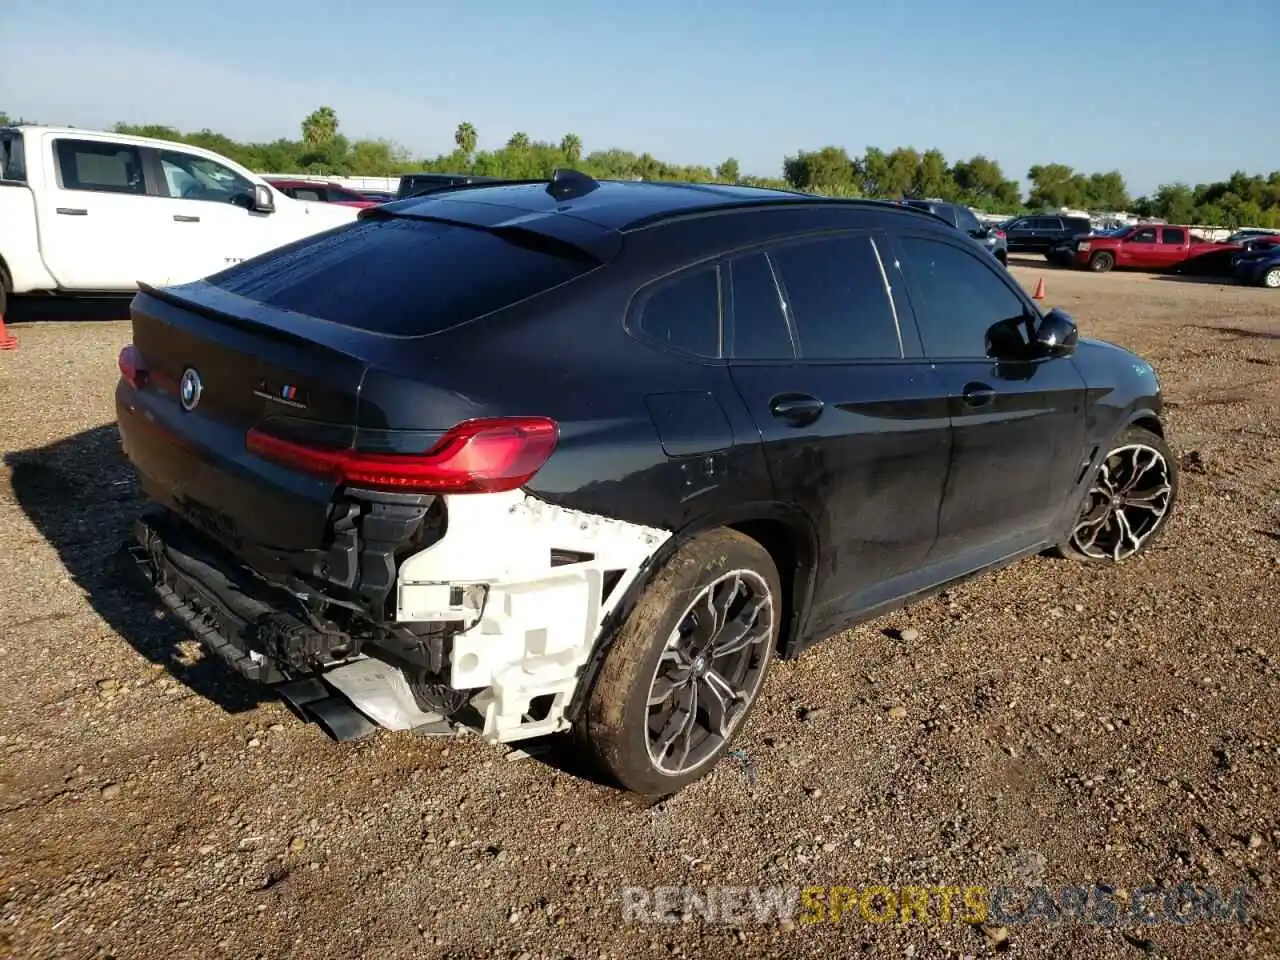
[1128,411,1164,438]
[563,501,820,723]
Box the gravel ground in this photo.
[1,266,1277,960]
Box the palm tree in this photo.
[507,131,530,151]
[560,133,582,164]
[454,121,478,157]
[301,106,338,146]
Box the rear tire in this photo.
[1056,426,1178,563]
[578,528,780,796]
[1262,267,1280,289]
[1089,251,1115,273]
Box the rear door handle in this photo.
[962,383,997,407]
[769,393,824,427]
[56,207,88,216]
[173,214,201,223]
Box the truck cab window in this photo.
[158,150,256,208]
[54,139,145,195]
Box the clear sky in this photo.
[3,1,1275,195]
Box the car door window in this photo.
[293,187,325,202]
[54,139,146,195]
[729,253,795,360]
[896,235,1032,361]
[1161,228,1186,244]
[1131,227,1157,243]
[767,234,903,360]
[634,267,722,359]
[158,150,255,207]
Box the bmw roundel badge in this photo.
[179,367,203,412]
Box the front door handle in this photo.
[962,383,997,407]
[173,214,201,223]
[769,393,824,427]
[56,207,88,216]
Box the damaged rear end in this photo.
[116,206,664,742]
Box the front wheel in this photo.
[1262,266,1280,289]
[578,528,780,796]
[1089,251,1115,273]
[1056,426,1178,563]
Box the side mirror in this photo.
[251,183,275,214]
[1034,307,1078,357]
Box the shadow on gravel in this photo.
[1193,324,1280,342]
[4,424,269,714]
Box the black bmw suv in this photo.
[116,173,1177,795]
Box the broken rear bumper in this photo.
[131,511,355,684]
[131,490,675,745]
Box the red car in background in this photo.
[1072,224,1239,273]
[265,178,379,208]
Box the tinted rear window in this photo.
[208,218,597,336]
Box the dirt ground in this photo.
[1,264,1278,960]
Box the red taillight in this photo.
[118,344,148,389]
[246,417,559,494]
[995,229,1006,238]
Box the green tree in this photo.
[454,122,478,157]
[914,148,954,199]
[507,131,530,150]
[559,133,582,164]
[301,106,339,147]
[783,146,854,191]
[715,158,740,183]
[1027,163,1078,209]
[1151,183,1197,223]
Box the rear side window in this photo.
[208,218,597,336]
[54,139,145,195]
[956,207,984,233]
[1161,228,1186,244]
[768,235,902,360]
[634,267,721,359]
[0,134,26,182]
[729,253,795,360]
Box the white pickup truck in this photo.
[0,125,360,315]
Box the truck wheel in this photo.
[1262,267,1280,289]
[1089,251,1115,273]
[578,528,780,796]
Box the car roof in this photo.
[380,177,919,233]
[266,178,340,188]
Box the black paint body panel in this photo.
[116,182,1168,662]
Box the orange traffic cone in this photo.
[0,311,17,351]
[1032,277,1046,301]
